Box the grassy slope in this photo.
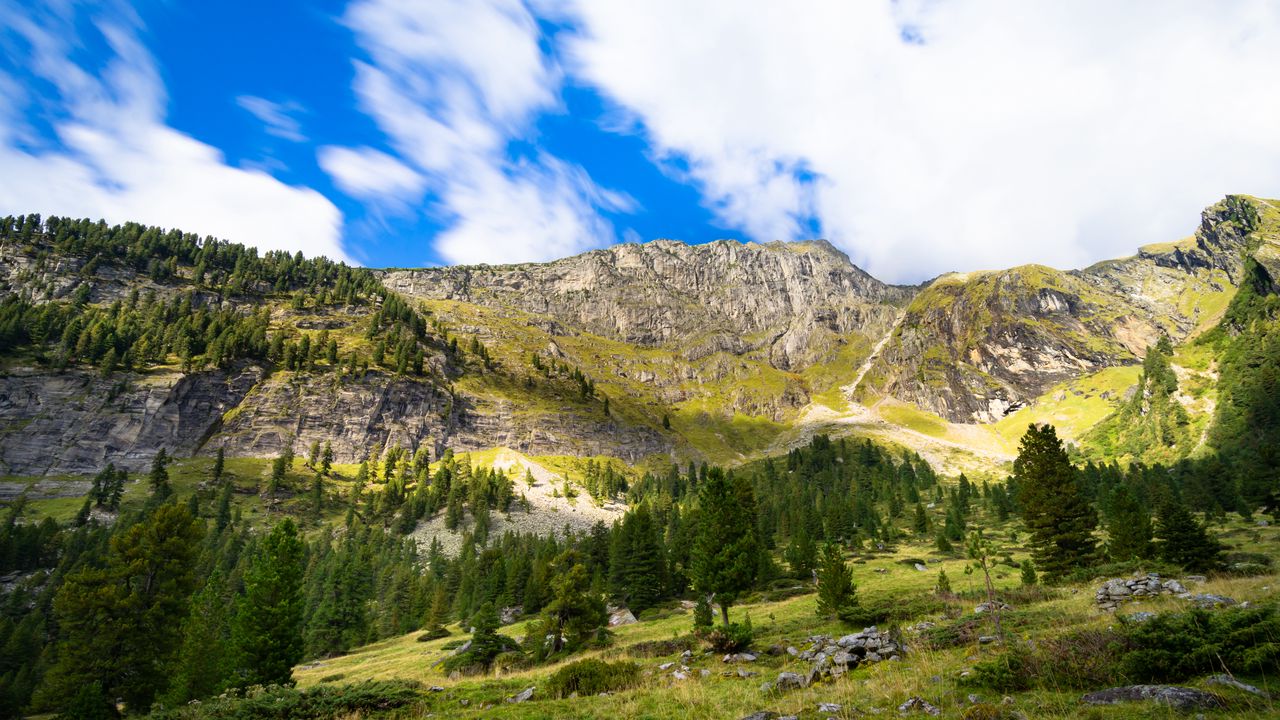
[293,513,1280,719]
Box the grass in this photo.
[291,509,1280,719]
[992,365,1141,449]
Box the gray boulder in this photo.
[1081,685,1225,711]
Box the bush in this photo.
[317,673,345,684]
[147,680,421,720]
[625,636,697,658]
[966,630,1127,692]
[416,627,449,642]
[544,659,640,699]
[700,618,753,653]
[1223,551,1273,577]
[1118,603,1280,682]
[921,615,984,650]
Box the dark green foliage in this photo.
[1154,498,1223,572]
[149,448,173,503]
[1119,604,1280,682]
[1019,560,1037,587]
[690,468,760,625]
[442,603,518,672]
[40,504,204,712]
[815,543,859,623]
[967,629,1124,692]
[57,682,118,720]
[784,527,817,579]
[539,550,607,655]
[146,680,421,720]
[1105,485,1152,561]
[231,519,305,688]
[1014,424,1098,581]
[544,659,640,699]
[165,569,235,705]
[701,616,754,653]
[692,595,713,631]
[936,569,952,595]
[608,505,666,614]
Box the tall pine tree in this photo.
[690,469,759,625]
[1014,424,1098,581]
[231,518,305,687]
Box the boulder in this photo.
[897,696,941,715]
[818,702,843,712]
[609,608,638,626]
[1081,685,1225,711]
[1188,593,1236,608]
[507,686,535,703]
[1205,674,1269,698]
[739,713,778,720]
[775,672,806,691]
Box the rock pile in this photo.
[764,627,900,691]
[1094,574,1188,610]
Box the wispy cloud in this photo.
[236,95,307,142]
[0,1,350,263]
[559,0,1280,281]
[326,0,629,265]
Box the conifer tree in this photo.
[40,504,203,711]
[785,528,817,579]
[1020,559,1038,586]
[212,446,225,483]
[165,569,234,704]
[1014,424,1098,581]
[912,502,929,535]
[1106,485,1153,561]
[690,469,759,625]
[231,518,305,687]
[148,448,172,503]
[815,542,859,623]
[1155,497,1223,572]
[541,550,606,654]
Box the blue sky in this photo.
[3,1,1279,282]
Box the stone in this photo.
[739,713,778,720]
[737,668,758,678]
[818,703,843,712]
[659,662,675,670]
[1188,593,1236,608]
[1204,674,1269,698]
[978,636,997,644]
[499,605,523,624]
[914,563,928,572]
[507,687,535,703]
[609,608,638,626]
[897,696,941,715]
[1081,685,1226,711]
[775,672,806,691]
[974,601,1009,614]
[672,671,689,681]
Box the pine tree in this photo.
[1155,497,1223,572]
[231,518,305,687]
[815,542,859,623]
[165,569,234,704]
[212,446,225,483]
[148,448,172,503]
[1014,424,1098,581]
[785,528,817,579]
[1106,485,1153,561]
[215,481,233,532]
[912,502,929,535]
[541,550,606,654]
[39,504,203,712]
[935,569,952,596]
[690,469,759,625]
[1020,559,1038,586]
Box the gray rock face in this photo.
[383,239,910,373]
[865,197,1257,423]
[0,364,262,475]
[1081,685,1226,710]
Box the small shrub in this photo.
[147,680,422,720]
[492,650,532,673]
[921,614,983,650]
[700,618,753,653]
[544,659,640,699]
[1118,603,1280,682]
[966,629,1128,691]
[317,673,345,684]
[625,636,697,658]
[416,627,449,642]
[961,703,1026,720]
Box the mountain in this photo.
[2,195,1278,482]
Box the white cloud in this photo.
[317,145,425,203]
[331,0,628,265]
[559,0,1280,282]
[236,95,307,142]
[0,2,350,263]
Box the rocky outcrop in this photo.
[864,197,1263,423]
[383,239,911,373]
[1095,574,1189,611]
[0,364,262,475]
